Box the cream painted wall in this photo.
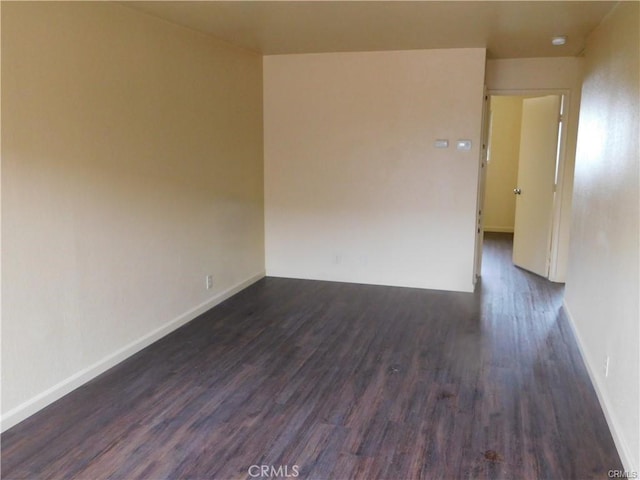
[1,3,264,428]
[564,2,639,472]
[264,49,486,292]
[485,57,583,282]
[483,96,523,232]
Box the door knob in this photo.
[513,188,522,195]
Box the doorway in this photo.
[481,92,567,281]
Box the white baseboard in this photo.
[483,226,514,233]
[562,300,635,473]
[0,271,265,432]
[265,271,474,293]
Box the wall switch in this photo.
[434,139,449,148]
[456,139,472,151]
[605,356,610,377]
[205,275,213,290]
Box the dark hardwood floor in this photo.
[2,233,621,479]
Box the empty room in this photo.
[1,1,638,479]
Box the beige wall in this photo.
[1,3,264,428]
[264,49,486,292]
[484,96,523,232]
[486,57,583,282]
[564,2,639,472]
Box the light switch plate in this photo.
[434,139,449,148]
[456,139,472,151]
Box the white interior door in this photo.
[512,95,561,277]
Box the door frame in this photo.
[482,88,571,282]
[473,88,490,285]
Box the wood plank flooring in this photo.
[2,233,622,479]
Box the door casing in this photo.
[473,88,490,285]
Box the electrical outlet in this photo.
[205,275,213,290]
[604,356,610,377]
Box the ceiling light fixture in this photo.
[552,36,567,46]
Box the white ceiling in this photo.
[123,1,617,58]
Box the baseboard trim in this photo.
[562,300,635,473]
[483,226,514,233]
[264,272,474,293]
[0,271,265,432]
